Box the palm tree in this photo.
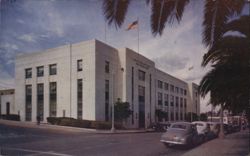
[199,15,250,137]
[102,0,246,47]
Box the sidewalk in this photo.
[182,129,250,156]
[0,119,153,134]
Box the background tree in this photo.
[185,112,198,122]
[200,113,208,121]
[114,99,132,123]
[155,109,168,122]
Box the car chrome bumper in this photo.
[160,139,185,145]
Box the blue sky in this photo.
[0,0,249,112]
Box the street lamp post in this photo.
[111,72,116,133]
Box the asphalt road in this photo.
[0,124,190,156]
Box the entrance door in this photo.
[6,102,10,115]
[138,86,145,128]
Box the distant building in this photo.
[187,83,200,116]
[14,39,200,128]
[0,89,15,115]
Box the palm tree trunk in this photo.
[219,106,225,139]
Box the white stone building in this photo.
[14,39,200,128]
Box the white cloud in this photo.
[0,43,18,50]
[18,34,37,43]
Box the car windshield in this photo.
[196,123,204,126]
[171,124,187,129]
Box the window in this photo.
[170,95,174,106]
[138,70,145,81]
[37,84,44,121]
[180,88,183,95]
[105,61,109,73]
[77,60,83,71]
[176,112,179,120]
[158,80,163,89]
[170,85,174,92]
[49,64,57,75]
[25,85,32,121]
[37,66,44,77]
[105,80,109,121]
[25,68,32,78]
[175,87,179,94]
[180,98,183,107]
[184,89,187,95]
[49,82,57,117]
[171,112,174,120]
[77,79,83,119]
[176,97,179,107]
[164,94,168,106]
[164,83,168,91]
[184,98,187,108]
[158,92,163,105]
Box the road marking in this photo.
[2,147,72,156]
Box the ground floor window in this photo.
[25,85,32,121]
[49,82,57,117]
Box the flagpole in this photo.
[105,20,107,43]
[137,17,139,54]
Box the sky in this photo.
[0,0,248,112]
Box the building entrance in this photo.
[138,86,145,128]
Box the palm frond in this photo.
[225,15,250,38]
[103,0,130,28]
[202,0,245,47]
[202,35,250,66]
[150,0,189,36]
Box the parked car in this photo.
[192,121,212,141]
[160,122,203,148]
[149,122,171,132]
[207,122,220,137]
[223,124,234,134]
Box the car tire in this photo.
[164,143,170,148]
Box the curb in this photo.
[0,119,154,134]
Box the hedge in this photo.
[0,114,20,121]
[46,117,124,130]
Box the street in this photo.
[0,124,188,156]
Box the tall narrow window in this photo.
[49,82,57,117]
[131,67,134,124]
[77,79,83,119]
[184,89,187,95]
[49,64,57,75]
[180,97,183,107]
[77,60,83,71]
[105,61,109,73]
[25,85,32,121]
[176,97,179,107]
[37,84,44,121]
[105,80,109,121]
[170,85,174,92]
[164,83,168,91]
[138,70,145,81]
[158,80,163,89]
[170,95,174,106]
[25,68,32,79]
[164,94,168,106]
[37,66,44,77]
[175,87,179,94]
[158,92,162,105]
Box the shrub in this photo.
[0,114,20,121]
[47,117,60,125]
[46,117,124,129]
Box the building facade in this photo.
[0,89,15,115]
[15,39,200,128]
